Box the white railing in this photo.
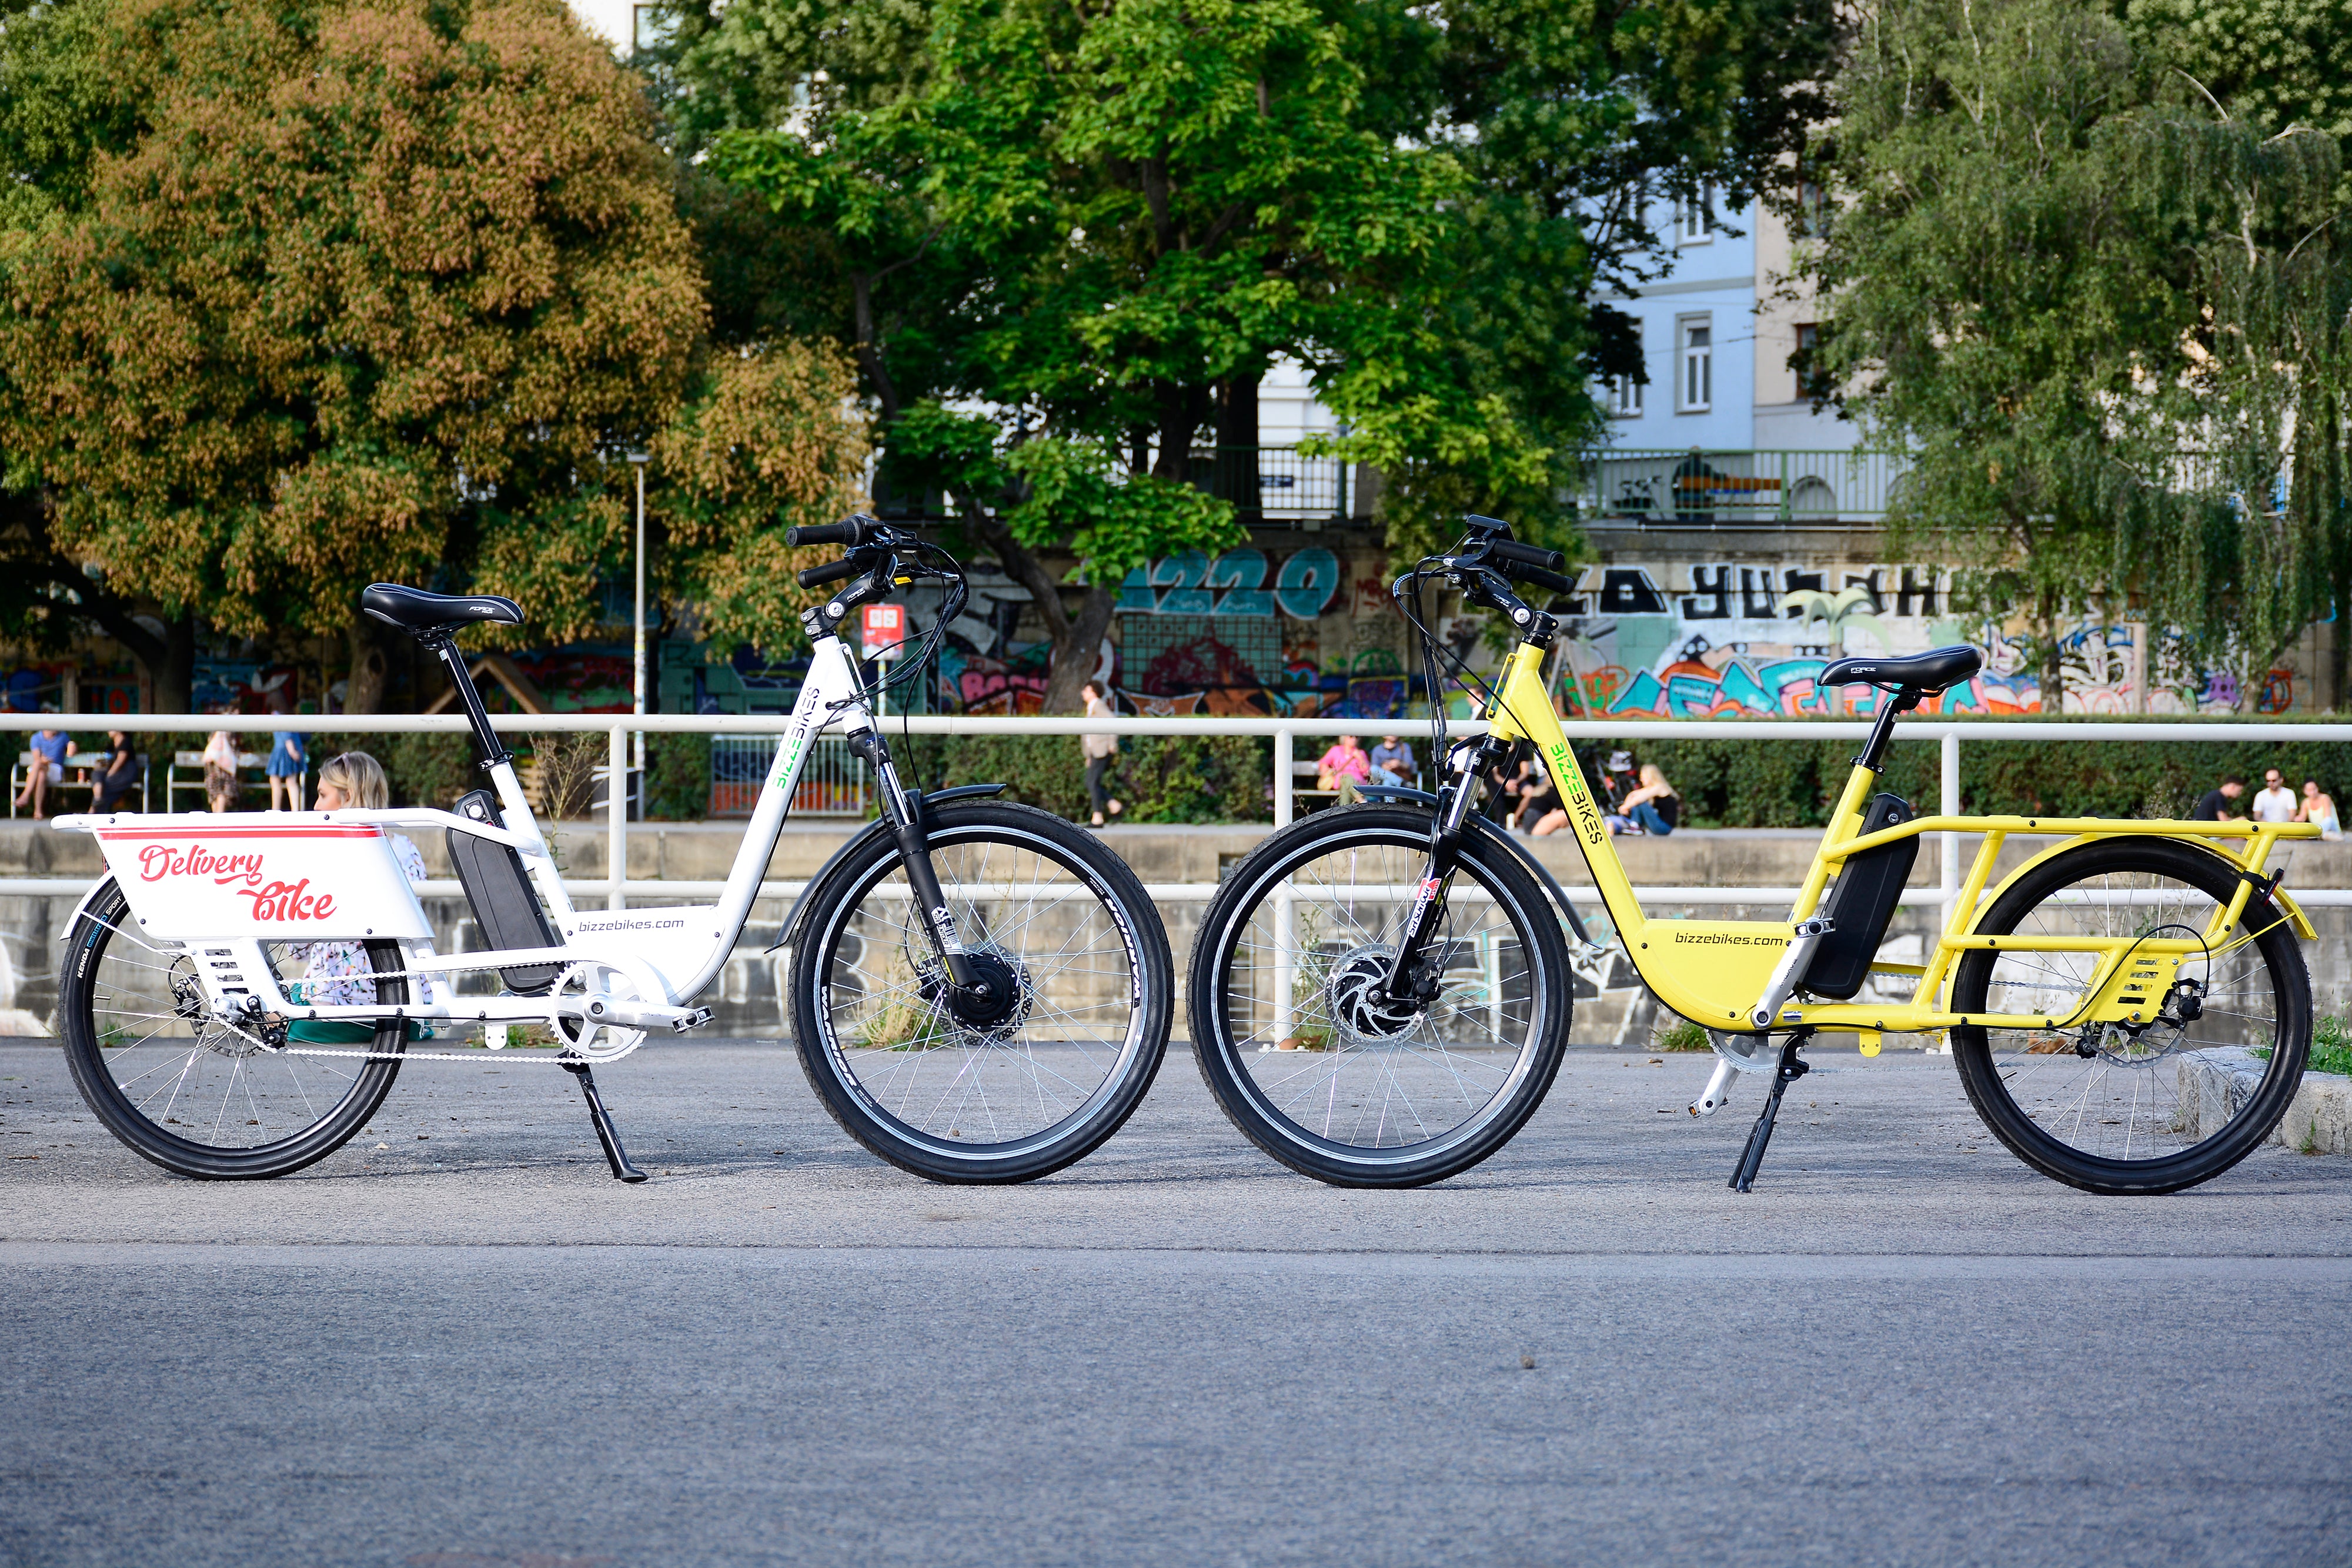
[0,714,2346,927]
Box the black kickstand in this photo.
[1729,1032,1813,1193]
[561,1057,648,1182]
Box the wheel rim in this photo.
[1963,864,2290,1168]
[74,898,393,1155]
[811,827,1148,1160]
[1217,829,1549,1164]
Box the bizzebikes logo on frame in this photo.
[136,842,339,922]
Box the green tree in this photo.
[1799,0,2185,706]
[0,0,863,711]
[658,0,1840,690]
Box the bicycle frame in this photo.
[1469,638,2320,1047]
[58,631,896,1037]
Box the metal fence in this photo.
[709,734,869,817]
[1191,445,1354,521]
[1,713,2348,927]
[1573,449,1909,529]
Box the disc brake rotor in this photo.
[1324,944,1425,1045]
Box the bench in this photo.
[164,750,289,812]
[1286,758,1423,817]
[10,750,148,816]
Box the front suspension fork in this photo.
[1382,741,1501,1003]
[848,730,978,991]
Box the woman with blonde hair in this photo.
[288,751,430,1041]
[1604,762,1679,837]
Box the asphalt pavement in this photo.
[4,1036,2350,1567]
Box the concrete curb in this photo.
[2178,1047,2352,1155]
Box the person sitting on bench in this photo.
[14,727,75,819]
[91,731,142,813]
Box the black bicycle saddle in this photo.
[362,584,524,638]
[1818,645,1982,694]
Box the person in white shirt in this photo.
[2250,768,2299,824]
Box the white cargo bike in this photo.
[54,519,1172,1183]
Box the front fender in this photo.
[766,784,1008,954]
[1356,785,1603,955]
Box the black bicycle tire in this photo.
[61,878,407,1180]
[789,800,1172,1183]
[1950,838,2311,1195]
[1188,804,1571,1187]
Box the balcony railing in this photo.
[1190,446,1355,522]
[1575,449,1907,529]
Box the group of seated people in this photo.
[12,728,143,819]
[1312,733,1679,838]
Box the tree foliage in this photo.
[0,0,867,707]
[1806,0,2350,710]
[654,0,1839,703]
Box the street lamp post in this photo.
[626,451,650,814]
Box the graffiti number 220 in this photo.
[1121,548,1339,619]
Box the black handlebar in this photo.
[785,516,876,549]
[1488,539,1566,573]
[797,557,863,590]
[1512,563,1576,596]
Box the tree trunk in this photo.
[1151,381,1212,484]
[960,498,1110,714]
[152,613,194,716]
[1214,375,1258,524]
[345,616,392,714]
[2036,586,2064,716]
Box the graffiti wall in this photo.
[1556,561,2313,718]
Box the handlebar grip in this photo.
[1514,564,1577,596]
[1490,539,1566,573]
[797,557,862,590]
[785,516,871,549]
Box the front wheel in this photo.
[789,801,1172,1183]
[1188,805,1571,1186]
[61,878,408,1179]
[1950,838,2311,1194]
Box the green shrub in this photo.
[892,733,1274,824]
[1583,719,2352,828]
[646,733,710,820]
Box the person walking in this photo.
[2251,768,2298,825]
[90,730,142,813]
[266,721,306,811]
[2300,778,2341,841]
[2190,775,2244,821]
[1079,680,1123,828]
[201,727,241,813]
[13,727,74,819]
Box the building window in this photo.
[1796,180,1830,239]
[1678,317,1712,413]
[633,4,676,52]
[1674,185,1715,246]
[1605,374,1644,417]
[1793,322,1832,402]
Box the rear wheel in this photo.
[1188,805,1571,1186]
[1950,840,2310,1194]
[61,878,407,1179]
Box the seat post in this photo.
[1852,685,1922,773]
[426,634,511,770]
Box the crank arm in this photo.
[562,996,714,1034]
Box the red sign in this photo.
[861,603,905,657]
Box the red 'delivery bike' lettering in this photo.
[137,844,267,886]
[233,878,336,922]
